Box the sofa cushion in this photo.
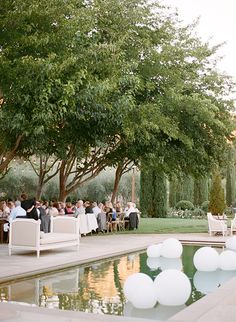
[40,233,78,245]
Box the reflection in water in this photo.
[1,246,235,321]
[124,301,186,320]
[193,270,220,294]
[158,257,183,271]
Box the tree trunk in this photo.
[36,182,43,200]
[59,162,68,202]
[111,164,123,204]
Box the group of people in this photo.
[0,194,140,234]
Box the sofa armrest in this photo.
[9,219,40,247]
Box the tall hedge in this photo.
[169,174,194,207]
[140,167,167,218]
[194,176,209,206]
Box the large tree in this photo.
[0,0,235,202]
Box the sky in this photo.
[163,0,236,81]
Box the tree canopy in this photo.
[0,0,235,199]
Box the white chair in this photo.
[230,216,236,235]
[207,213,228,236]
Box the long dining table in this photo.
[78,213,98,235]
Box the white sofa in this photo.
[9,216,80,258]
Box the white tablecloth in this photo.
[87,213,98,232]
[79,213,98,235]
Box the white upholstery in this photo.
[40,233,78,245]
[231,216,236,235]
[207,213,228,236]
[9,216,80,257]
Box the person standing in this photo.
[20,193,38,220]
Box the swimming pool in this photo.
[0,245,235,320]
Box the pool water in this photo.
[1,245,235,320]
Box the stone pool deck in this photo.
[0,232,236,322]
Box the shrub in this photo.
[201,200,209,213]
[192,207,205,219]
[175,200,194,210]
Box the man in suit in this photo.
[20,193,38,220]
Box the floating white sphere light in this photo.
[193,247,219,271]
[225,237,236,251]
[161,238,183,258]
[147,244,162,258]
[124,273,156,308]
[219,250,236,271]
[154,269,191,306]
[131,282,157,309]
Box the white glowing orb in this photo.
[225,236,236,251]
[161,238,183,258]
[219,250,236,271]
[123,273,156,309]
[193,247,219,271]
[147,244,162,258]
[154,269,191,306]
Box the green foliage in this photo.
[225,149,236,206]
[0,0,234,202]
[201,200,209,213]
[193,176,209,206]
[208,172,226,215]
[140,166,167,218]
[192,207,206,218]
[0,168,37,199]
[175,200,194,210]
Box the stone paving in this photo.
[0,232,235,322]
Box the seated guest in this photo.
[84,201,93,214]
[124,202,136,219]
[65,201,75,215]
[97,203,107,232]
[47,201,59,217]
[92,202,101,219]
[58,202,66,215]
[115,201,123,215]
[36,201,50,233]
[104,204,113,222]
[9,200,26,220]
[75,200,85,216]
[20,193,38,220]
[0,200,10,219]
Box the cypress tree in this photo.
[226,165,232,206]
[140,166,167,218]
[140,168,154,217]
[194,176,209,206]
[169,176,177,208]
[181,175,194,203]
[208,172,226,215]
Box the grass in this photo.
[117,217,208,234]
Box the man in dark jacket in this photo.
[20,193,38,220]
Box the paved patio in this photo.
[0,232,235,322]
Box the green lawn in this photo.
[118,217,208,234]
